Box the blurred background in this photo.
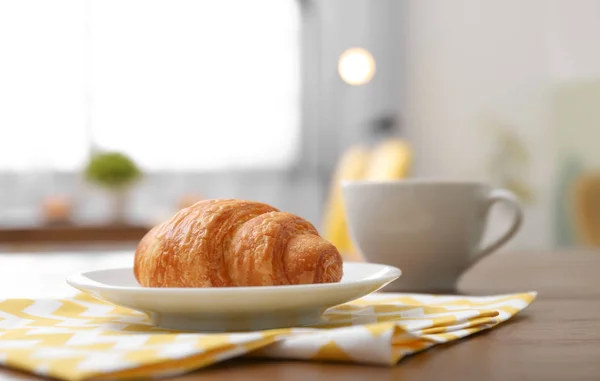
[1,0,600,295]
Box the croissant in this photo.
[134,199,343,287]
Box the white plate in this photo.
[67,262,401,332]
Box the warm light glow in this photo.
[338,47,376,85]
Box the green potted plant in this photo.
[84,151,142,223]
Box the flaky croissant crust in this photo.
[134,199,343,287]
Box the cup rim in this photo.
[341,179,488,187]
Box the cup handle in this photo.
[471,188,524,267]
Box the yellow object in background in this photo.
[365,139,412,180]
[572,172,600,246]
[322,146,370,261]
[322,139,412,261]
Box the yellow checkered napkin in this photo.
[0,291,536,381]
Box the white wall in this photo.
[404,0,600,249]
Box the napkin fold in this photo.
[0,291,536,381]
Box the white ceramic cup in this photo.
[342,180,523,292]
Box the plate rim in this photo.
[66,262,401,294]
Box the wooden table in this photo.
[1,249,600,380]
[0,224,150,245]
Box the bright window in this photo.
[0,0,301,171]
